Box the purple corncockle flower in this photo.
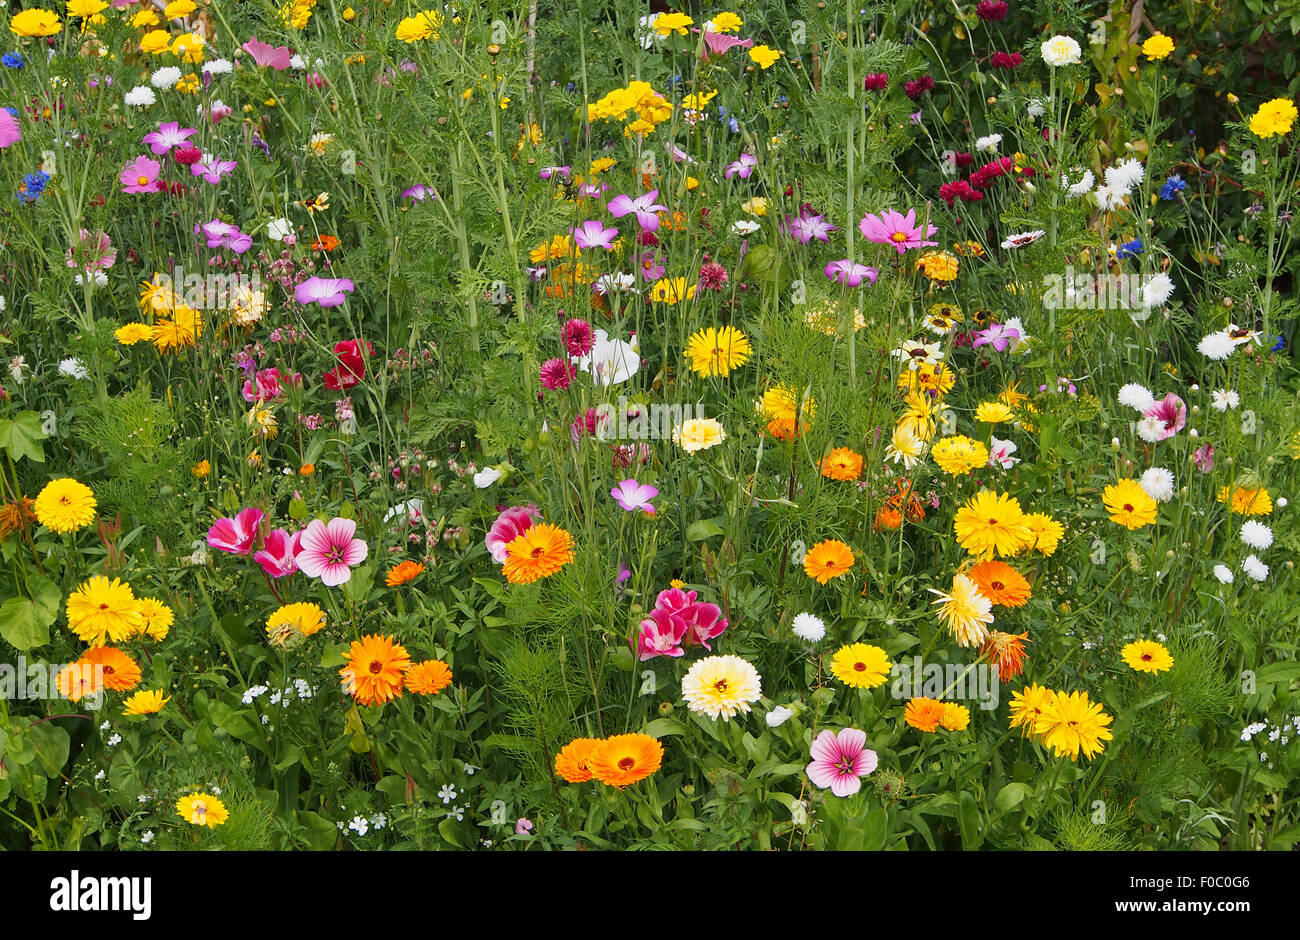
[858,208,939,254]
[571,219,618,250]
[611,478,658,515]
[579,182,610,199]
[664,141,696,164]
[143,121,197,155]
[295,276,355,307]
[606,189,668,231]
[539,165,570,180]
[972,323,1021,352]
[725,152,757,180]
[785,209,837,245]
[191,155,237,185]
[1142,393,1187,441]
[197,219,252,254]
[824,259,879,287]
[402,183,434,202]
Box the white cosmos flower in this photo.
[1242,554,1269,581]
[1040,34,1082,66]
[1240,520,1273,550]
[731,219,760,236]
[791,612,826,642]
[473,467,503,488]
[575,329,640,387]
[1118,383,1156,411]
[1197,331,1235,361]
[266,217,293,241]
[1140,467,1175,502]
[765,705,795,728]
[1211,389,1239,412]
[975,133,1003,153]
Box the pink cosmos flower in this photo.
[242,36,293,70]
[806,727,878,797]
[120,155,163,194]
[295,276,355,307]
[611,479,658,515]
[294,517,369,587]
[0,109,22,149]
[858,208,939,254]
[1142,393,1187,441]
[725,152,757,180]
[824,259,879,287]
[207,507,265,555]
[571,220,618,250]
[606,189,668,231]
[701,27,754,58]
[485,505,541,563]
[65,230,116,272]
[142,121,198,155]
[192,156,238,185]
[633,608,689,661]
[253,528,302,578]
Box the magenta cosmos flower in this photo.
[725,152,757,180]
[485,505,541,563]
[207,507,265,555]
[571,219,618,250]
[253,528,302,578]
[1142,393,1187,441]
[295,276,355,307]
[0,109,22,149]
[824,259,879,287]
[606,189,668,231]
[858,208,939,255]
[143,121,197,155]
[295,517,369,587]
[611,479,658,515]
[120,156,163,194]
[806,727,878,797]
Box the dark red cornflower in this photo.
[636,230,659,247]
[976,0,1009,20]
[903,74,935,99]
[539,357,576,391]
[863,73,889,91]
[954,152,975,168]
[991,51,1022,69]
[173,145,203,165]
[697,263,729,291]
[561,317,594,357]
[938,180,983,207]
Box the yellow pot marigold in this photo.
[123,689,171,716]
[932,435,989,475]
[66,576,143,647]
[134,597,174,641]
[1103,478,1157,530]
[396,9,443,41]
[804,539,854,584]
[967,560,1031,607]
[830,642,892,689]
[1141,32,1175,60]
[1121,639,1173,674]
[33,478,97,533]
[79,646,142,692]
[1033,690,1114,760]
[953,490,1033,559]
[686,325,751,377]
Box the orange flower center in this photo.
[137,175,149,185]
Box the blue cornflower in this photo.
[1271,335,1286,352]
[17,171,49,204]
[1159,174,1185,200]
[1115,239,1144,260]
[2,53,24,69]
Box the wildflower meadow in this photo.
[1,0,1299,864]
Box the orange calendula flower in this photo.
[405,659,453,695]
[803,539,854,584]
[980,630,1030,682]
[339,634,412,706]
[79,646,142,693]
[939,702,971,731]
[554,737,602,783]
[502,523,575,585]
[820,447,864,482]
[311,234,340,251]
[386,560,426,587]
[967,560,1031,607]
[589,734,664,787]
[904,697,947,732]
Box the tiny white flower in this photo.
[438,784,458,804]
[447,804,465,821]
[289,54,306,69]
[791,612,826,642]
[1240,520,1273,550]
[1277,497,1288,508]
[348,815,369,836]
[1026,97,1047,119]
[107,733,121,746]
[140,830,155,844]
[1211,389,1240,411]
[95,769,106,780]
[765,705,794,728]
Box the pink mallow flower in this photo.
[634,608,689,661]
[253,528,302,578]
[1142,393,1187,441]
[858,208,939,255]
[207,507,265,555]
[0,109,22,149]
[485,505,541,563]
[120,155,163,194]
[294,517,369,587]
[806,727,878,797]
[701,27,754,59]
[610,478,658,515]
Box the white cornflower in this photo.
[58,357,89,379]
[765,705,794,728]
[975,133,1002,153]
[1118,383,1155,411]
[150,66,182,89]
[1105,158,1145,193]
[1211,389,1239,411]
[791,612,826,643]
[1063,168,1095,198]
[1140,467,1175,502]
[203,58,233,75]
[1240,520,1273,550]
[1040,34,1082,66]
[1093,184,1127,212]
[1242,554,1269,581]
[1197,331,1235,361]
[1136,416,1165,443]
[1141,273,1175,308]
[124,86,156,107]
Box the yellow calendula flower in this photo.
[134,597,174,641]
[749,45,783,69]
[829,642,892,689]
[66,576,143,646]
[650,276,696,305]
[917,250,959,281]
[115,323,153,345]
[66,0,107,20]
[653,11,694,36]
[975,401,1013,423]
[10,9,62,37]
[34,478,97,533]
[673,417,726,453]
[1024,512,1063,555]
[954,489,1033,558]
[396,9,443,42]
[1141,33,1175,60]
[1248,97,1298,139]
[685,325,751,377]
[1034,690,1113,760]
[1121,639,1173,674]
[1103,478,1157,530]
[123,689,171,716]
[931,435,989,476]
[266,601,327,648]
[342,7,355,21]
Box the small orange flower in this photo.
[803,539,854,584]
[311,234,340,251]
[873,506,903,531]
[980,630,1030,682]
[904,697,947,733]
[554,737,602,783]
[79,646,143,693]
[339,634,412,707]
[405,659,453,695]
[589,733,664,787]
[299,463,316,477]
[386,560,426,587]
[820,447,864,482]
[967,560,1031,607]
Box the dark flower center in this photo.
[618,757,635,771]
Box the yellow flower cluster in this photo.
[587,81,673,137]
[1009,685,1113,760]
[280,0,317,30]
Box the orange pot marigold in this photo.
[405,659,453,695]
[967,560,1031,607]
[554,737,602,783]
[502,523,575,585]
[589,733,664,787]
[804,539,854,584]
[339,634,412,706]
